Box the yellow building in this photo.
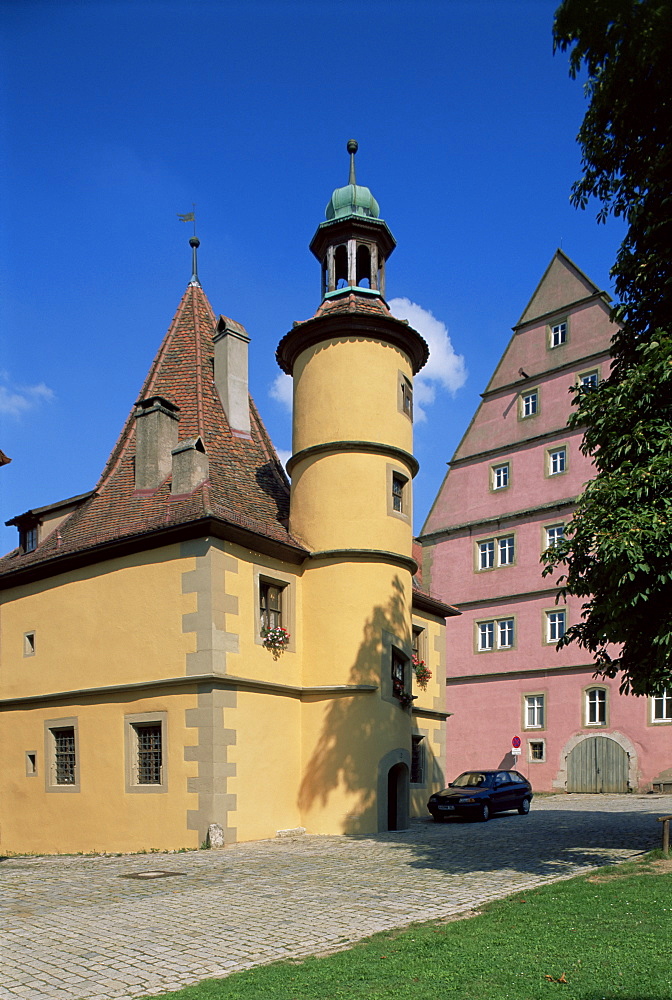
[0,143,457,854]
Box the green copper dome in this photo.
[325,139,380,221]
[325,183,380,221]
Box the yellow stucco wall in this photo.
[0,545,197,700]
[1,689,200,854]
[292,337,414,456]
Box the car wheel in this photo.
[518,798,531,815]
[478,803,490,822]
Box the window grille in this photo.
[54,728,76,785]
[135,724,162,784]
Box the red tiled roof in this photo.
[0,283,303,578]
[311,291,393,319]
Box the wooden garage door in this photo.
[567,737,629,793]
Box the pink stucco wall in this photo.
[421,251,672,794]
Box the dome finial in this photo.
[347,139,358,185]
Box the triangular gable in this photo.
[516,249,606,327]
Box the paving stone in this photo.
[2,794,670,1000]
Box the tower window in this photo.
[356,244,371,287]
[401,378,413,419]
[334,244,348,288]
[392,475,404,512]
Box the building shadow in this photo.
[298,574,410,834]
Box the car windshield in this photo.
[451,772,489,788]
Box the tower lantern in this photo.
[309,140,396,299]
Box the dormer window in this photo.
[22,526,38,553]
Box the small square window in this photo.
[24,631,36,656]
[586,688,607,726]
[550,321,567,347]
[521,390,539,418]
[25,751,38,776]
[528,740,545,762]
[525,694,545,729]
[492,463,509,490]
[546,609,566,642]
[548,447,567,476]
[651,689,672,723]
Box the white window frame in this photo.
[651,689,672,723]
[585,687,607,727]
[546,609,566,643]
[520,389,539,418]
[477,617,515,652]
[550,320,567,348]
[545,523,565,549]
[579,369,599,389]
[524,694,545,730]
[492,462,510,491]
[476,533,515,571]
[548,446,567,476]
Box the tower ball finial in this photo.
[347,139,358,185]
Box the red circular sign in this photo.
[512,736,521,749]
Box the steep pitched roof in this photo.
[516,248,610,327]
[0,283,303,579]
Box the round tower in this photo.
[277,142,429,834]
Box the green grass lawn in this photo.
[143,852,672,1000]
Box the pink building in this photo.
[420,251,672,794]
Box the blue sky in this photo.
[0,0,625,554]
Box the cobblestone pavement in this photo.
[2,793,671,1000]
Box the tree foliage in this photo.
[543,0,672,695]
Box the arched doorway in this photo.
[387,762,409,830]
[567,736,629,793]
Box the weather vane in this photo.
[177,204,197,238]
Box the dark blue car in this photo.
[427,769,533,822]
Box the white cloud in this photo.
[270,372,293,412]
[388,297,467,421]
[0,375,55,417]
